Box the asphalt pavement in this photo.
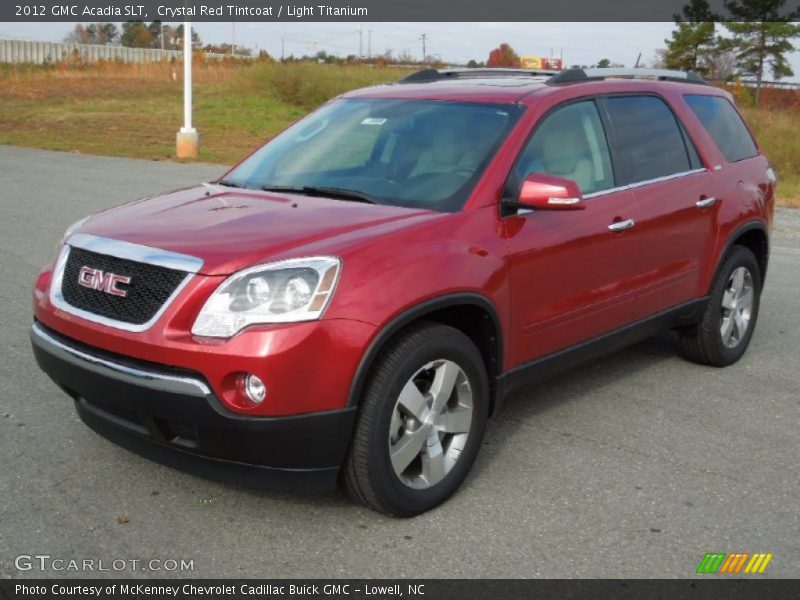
[0,145,798,578]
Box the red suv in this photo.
[31,68,774,516]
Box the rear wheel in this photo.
[679,245,761,367]
[343,323,489,516]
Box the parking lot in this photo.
[1,145,798,578]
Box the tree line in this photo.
[62,22,250,55]
[479,0,798,106]
[661,0,799,103]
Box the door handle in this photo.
[608,219,635,232]
[696,197,717,208]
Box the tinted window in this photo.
[514,100,615,194]
[682,124,704,169]
[606,95,692,184]
[685,95,758,163]
[223,99,523,212]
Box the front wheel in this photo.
[342,323,489,516]
[679,245,762,367]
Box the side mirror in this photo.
[503,173,586,213]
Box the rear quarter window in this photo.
[684,95,758,163]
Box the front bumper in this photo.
[31,322,357,492]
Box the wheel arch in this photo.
[347,293,504,415]
[713,220,770,290]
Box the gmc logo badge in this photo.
[77,266,131,297]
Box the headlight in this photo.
[191,257,341,338]
[62,215,92,241]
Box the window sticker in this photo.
[361,118,387,126]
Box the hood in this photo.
[77,185,436,275]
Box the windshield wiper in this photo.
[259,185,378,205]
[215,180,249,189]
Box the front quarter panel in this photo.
[321,205,510,362]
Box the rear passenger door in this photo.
[602,94,719,317]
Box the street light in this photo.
[176,20,198,159]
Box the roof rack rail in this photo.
[549,68,707,86]
[400,68,560,83]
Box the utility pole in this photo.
[368,29,372,59]
[176,20,198,159]
[232,22,236,56]
[358,22,363,58]
[281,29,285,61]
[420,33,427,64]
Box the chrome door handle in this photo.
[696,197,717,208]
[608,219,635,232]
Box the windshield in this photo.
[222,98,524,212]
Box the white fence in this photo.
[0,39,240,64]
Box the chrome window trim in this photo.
[31,322,210,397]
[49,234,203,333]
[583,168,707,199]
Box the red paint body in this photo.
[33,78,774,418]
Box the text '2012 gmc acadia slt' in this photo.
[32,68,775,516]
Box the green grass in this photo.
[740,106,800,208]
[0,61,797,206]
[0,61,405,165]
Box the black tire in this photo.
[679,245,762,367]
[342,322,489,517]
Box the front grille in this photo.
[61,246,187,325]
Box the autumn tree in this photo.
[705,48,739,80]
[722,0,800,103]
[88,23,118,45]
[64,24,90,44]
[64,23,118,45]
[487,43,521,68]
[121,21,154,48]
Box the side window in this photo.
[681,123,704,170]
[684,95,758,163]
[514,100,615,195]
[605,95,692,184]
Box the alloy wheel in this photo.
[388,359,473,490]
[720,266,754,349]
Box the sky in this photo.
[1,21,799,79]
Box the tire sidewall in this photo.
[709,246,762,363]
[366,329,489,515]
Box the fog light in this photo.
[241,374,267,404]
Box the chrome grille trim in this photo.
[50,234,203,333]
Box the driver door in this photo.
[504,99,644,367]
